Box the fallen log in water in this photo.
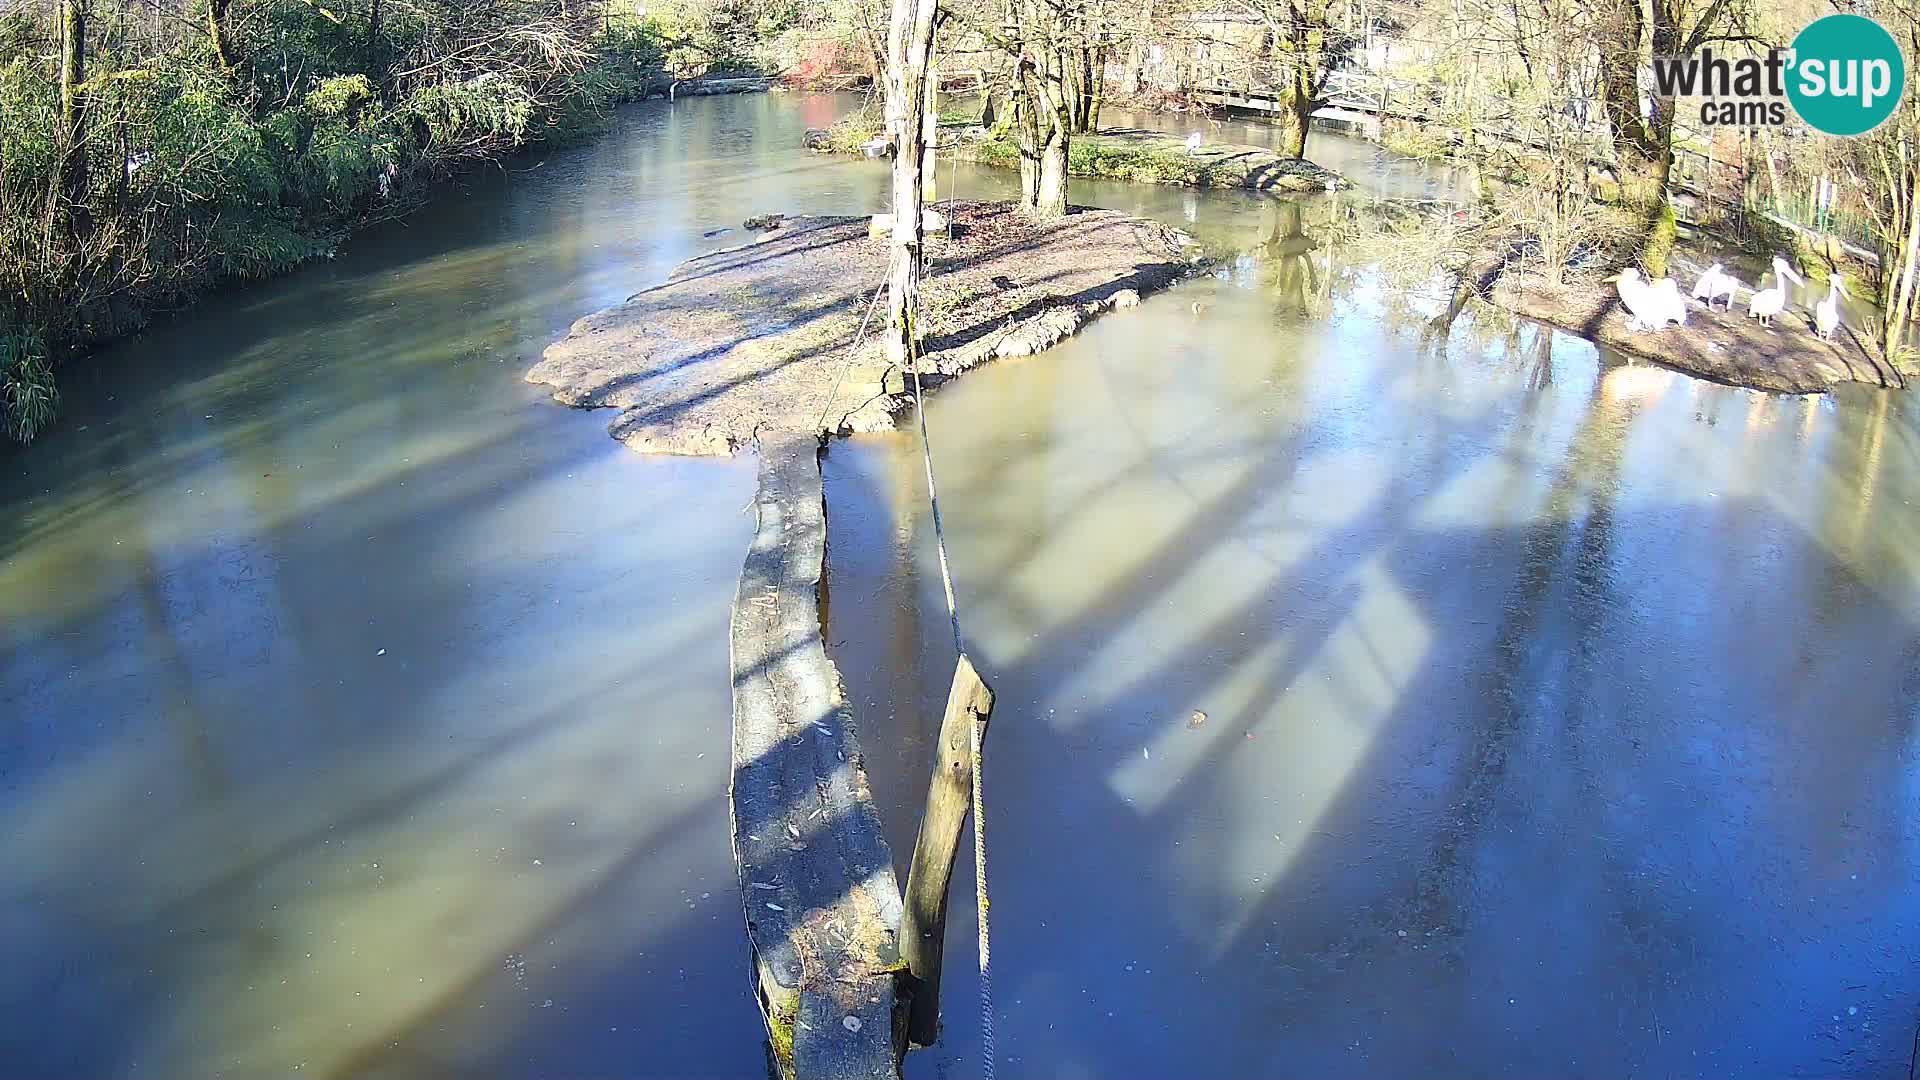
[730,432,906,1079]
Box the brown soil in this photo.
[1480,264,1908,394]
[527,200,1195,454]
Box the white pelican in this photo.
[1815,273,1849,340]
[1748,256,1805,326]
[1652,277,1688,326]
[1617,269,1686,331]
[1691,262,1737,310]
[1186,131,1205,156]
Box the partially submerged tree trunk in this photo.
[883,0,939,365]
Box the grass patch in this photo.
[963,134,1203,185]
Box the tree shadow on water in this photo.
[825,338,1920,1079]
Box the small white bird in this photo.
[1691,262,1737,311]
[1748,257,1805,327]
[1617,268,1686,331]
[1815,273,1849,340]
[1186,130,1205,156]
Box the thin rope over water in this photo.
[814,278,891,439]
[905,317,992,1080]
[888,133,993,1076]
[970,677,995,1080]
[906,345,963,656]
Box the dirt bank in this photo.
[527,200,1196,454]
[1476,266,1908,394]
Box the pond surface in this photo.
[5,90,1918,1080]
[826,195,1920,1077]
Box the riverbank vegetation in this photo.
[0,0,687,440]
[837,0,1920,384]
[15,0,1920,440]
[0,0,894,441]
[957,127,1345,190]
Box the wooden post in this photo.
[900,653,994,1047]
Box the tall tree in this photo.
[55,0,91,244]
[1596,0,1742,276]
[884,0,939,364]
[1229,0,1359,159]
[1852,1,1920,362]
[951,0,1076,217]
[1011,0,1074,216]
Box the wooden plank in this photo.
[731,432,907,1080]
[900,654,994,1047]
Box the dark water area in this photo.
[4,87,1918,1079]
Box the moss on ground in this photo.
[960,130,1345,191]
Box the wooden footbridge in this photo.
[1190,70,1410,139]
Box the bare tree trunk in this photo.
[1016,51,1070,218]
[884,0,939,366]
[1035,125,1068,214]
[1286,88,1311,158]
[55,0,91,245]
[1071,45,1099,132]
[1598,0,1693,276]
[1283,21,1313,160]
[207,0,236,74]
[1087,42,1106,130]
[1884,171,1920,362]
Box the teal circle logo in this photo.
[1787,14,1906,136]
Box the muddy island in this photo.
[1469,264,1911,395]
[528,200,1196,454]
[529,198,1194,1076]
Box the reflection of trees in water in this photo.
[1253,200,1324,319]
[1233,195,1480,335]
[1221,193,1605,387]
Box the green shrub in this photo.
[0,0,672,442]
[1,330,57,443]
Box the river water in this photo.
[4,93,1918,1078]
[827,119,1920,1077]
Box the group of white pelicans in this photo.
[1616,257,1851,341]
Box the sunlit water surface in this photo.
[0,92,898,1079]
[827,180,1920,1079]
[6,91,1919,1080]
